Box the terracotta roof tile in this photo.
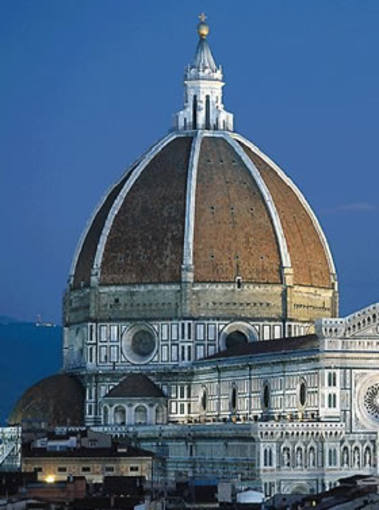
[241,143,332,288]
[73,174,130,289]
[9,375,85,428]
[100,137,192,284]
[194,137,282,283]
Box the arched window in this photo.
[231,386,237,412]
[328,448,337,467]
[200,388,207,412]
[205,95,210,129]
[364,446,372,467]
[263,383,270,410]
[328,393,337,408]
[308,446,315,468]
[342,446,349,467]
[156,405,165,425]
[114,405,126,425]
[263,447,272,467]
[299,380,307,407]
[135,405,147,425]
[282,447,291,468]
[192,95,197,129]
[353,446,360,468]
[296,447,303,468]
[103,406,109,425]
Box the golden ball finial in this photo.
[197,12,209,39]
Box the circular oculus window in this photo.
[122,325,157,364]
[131,330,156,357]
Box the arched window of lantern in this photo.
[205,95,210,129]
[192,95,197,129]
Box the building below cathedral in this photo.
[5,15,379,498]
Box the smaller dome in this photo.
[9,374,84,429]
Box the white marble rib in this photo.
[92,132,189,284]
[182,131,203,280]
[216,132,292,271]
[233,133,336,277]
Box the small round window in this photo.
[263,383,270,410]
[131,330,155,357]
[299,381,307,407]
[122,325,157,364]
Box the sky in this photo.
[1,0,379,324]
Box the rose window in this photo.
[363,383,379,420]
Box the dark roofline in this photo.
[104,373,165,399]
[201,334,319,361]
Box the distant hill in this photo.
[0,315,21,325]
[0,321,61,425]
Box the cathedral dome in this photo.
[71,132,335,291]
[9,375,84,429]
[65,19,338,326]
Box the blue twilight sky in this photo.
[1,0,379,324]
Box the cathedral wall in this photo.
[64,282,334,325]
[62,317,312,372]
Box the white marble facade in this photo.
[60,303,379,495]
